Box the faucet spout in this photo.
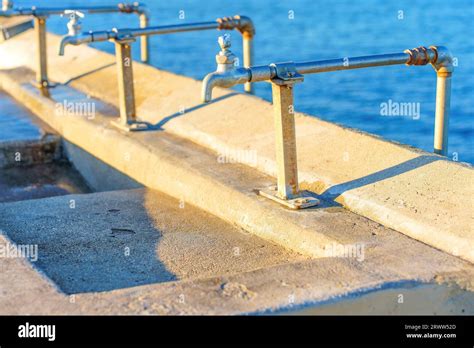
[201,34,251,103]
[58,33,92,55]
[202,69,250,103]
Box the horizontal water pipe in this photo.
[59,16,255,131]
[202,37,453,208]
[59,15,255,93]
[0,2,150,93]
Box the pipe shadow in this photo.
[145,92,239,131]
[62,62,116,86]
[306,155,442,209]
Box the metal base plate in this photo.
[259,186,320,210]
[111,120,150,132]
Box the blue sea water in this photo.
[12,0,474,163]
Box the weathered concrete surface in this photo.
[0,69,341,258]
[0,162,91,203]
[0,189,305,295]
[0,135,61,168]
[1,188,473,315]
[0,32,472,263]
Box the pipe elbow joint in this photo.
[405,46,453,76]
[135,4,150,19]
[118,2,149,18]
[430,46,454,76]
[234,15,255,39]
[217,15,255,39]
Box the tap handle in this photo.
[62,10,85,36]
[216,34,237,69]
[2,0,13,11]
[218,34,232,51]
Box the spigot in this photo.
[58,10,93,56]
[201,34,250,102]
[63,10,84,36]
[58,32,93,56]
[1,0,13,11]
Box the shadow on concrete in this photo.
[62,63,116,86]
[318,155,441,202]
[1,184,178,295]
[146,92,239,131]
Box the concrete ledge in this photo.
[0,69,340,258]
[0,31,472,263]
[0,135,61,168]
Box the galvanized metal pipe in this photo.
[242,35,253,93]
[0,4,147,17]
[59,16,255,93]
[59,16,255,130]
[203,45,454,156]
[202,40,454,208]
[295,53,409,75]
[139,12,149,63]
[0,0,149,88]
[434,72,452,155]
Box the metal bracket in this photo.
[270,62,304,85]
[257,63,318,210]
[33,16,54,96]
[111,36,149,132]
[259,186,320,210]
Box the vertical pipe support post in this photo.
[242,33,253,93]
[111,37,148,131]
[258,63,319,209]
[139,12,149,63]
[433,69,452,156]
[34,16,50,96]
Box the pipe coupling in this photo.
[118,2,145,14]
[405,46,454,76]
[404,46,436,66]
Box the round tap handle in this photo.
[2,0,13,11]
[62,10,85,36]
[216,34,237,68]
[218,34,232,50]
